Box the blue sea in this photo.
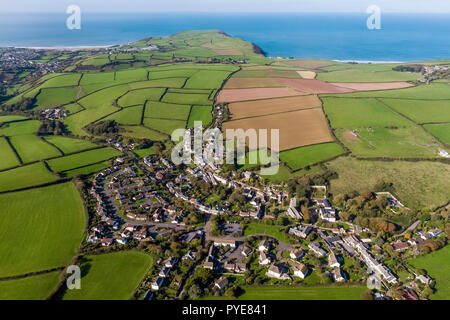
[1,13,449,61]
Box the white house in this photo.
[259,251,271,265]
[151,277,164,290]
[292,264,308,279]
[258,240,270,252]
[328,252,340,268]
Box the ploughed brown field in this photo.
[223,77,285,89]
[222,108,334,151]
[297,71,317,79]
[228,95,322,120]
[330,82,414,91]
[273,78,354,94]
[216,87,305,103]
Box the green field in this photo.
[280,143,345,170]
[0,120,41,136]
[409,246,450,300]
[187,106,212,128]
[162,92,212,106]
[424,123,450,144]
[145,101,191,120]
[335,127,442,158]
[143,118,186,135]
[133,146,155,158]
[121,125,167,141]
[0,162,58,192]
[47,147,120,172]
[0,182,86,277]
[61,161,110,177]
[105,105,143,125]
[43,135,97,154]
[323,97,411,128]
[0,271,61,300]
[203,285,366,300]
[40,73,81,88]
[118,88,165,107]
[35,87,79,109]
[0,115,28,123]
[0,137,20,170]
[10,135,62,163]
[62,251,154,300]
[243,222,291,243]
[324,83,450,100]
[326,157,450,209]
[115,68,148,82]
[184,70,232,89]
[317,67,420,82]
[380,99,450,124]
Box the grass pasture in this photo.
[35,87,79,109]
[326,157,450,209]
[243,222,291,243]
[118,88,165,107]
[0,120,41,136]
[280,143,345,170]
[184,70,231,89]
[40,73,81,88]
[380,99,450,124]
[47,147,120,172]
[322,97,411,129]
[203,285,366,300]
[10,135,62,163]
[336,126,442,158]
[104,105,143,125]
[409,246,450,300]
[42,135,97,154]
[423,123,450,144]
[145,101,191,120]
[0,182,85,277]
[61,161,110,178]
[317,68,420,82]
[0,162,58,192]
[0,271,61,300]
[62,251,154,300]
[120,125,167,141]
[0,115,28,123]
[143,118,186,135]
[162,91,212,106]
[0,137,20,170]
[187,106,212,128]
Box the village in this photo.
[83,146,446,301]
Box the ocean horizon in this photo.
[1,12,450,61]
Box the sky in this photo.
[1,0,450,13]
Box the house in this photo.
[428,229,443,237]
[115,237,128,245]
[224,263,235,272]
[416,275,432,285]
[182,250,196,261]
[290,249,304,260]
[292,264,308,279]
[215,278,229,291]
[418,231,432,241]
[288,225,312,238]
[100,238,114,247]
[287,207,302,220]
[165,257,178,268]
[151,277,164,291]
[203,260,215,270]
[392,241,410,252]
[331,268,345,282]
[328,252,340,268]
[267,264,283,278]
[158,266,171,278]
[309,242,326,257]
[258,240,270,252]
[235,263,248,273]
[259,251,271,265]
[213,239,236,248]
[241,246,253,257]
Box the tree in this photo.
[360,290,374,300]
[301,205,310,223]
[188,284,202,299]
